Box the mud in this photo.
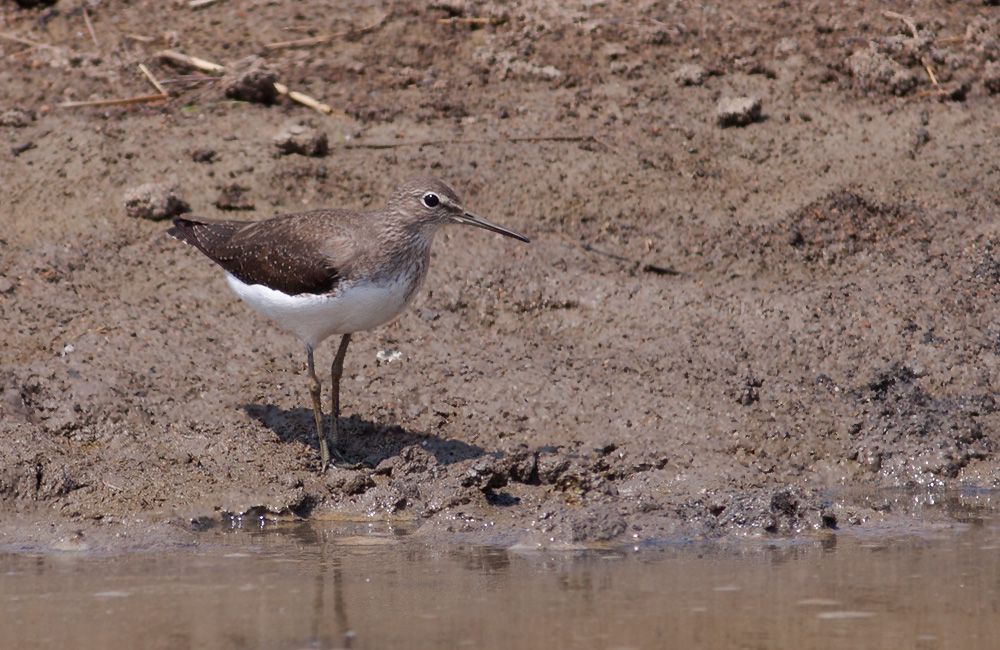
[2,1,1000,550]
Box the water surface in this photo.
[3,513,999,649]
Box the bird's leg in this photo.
[305,343,330,472]
[326,333,353,470]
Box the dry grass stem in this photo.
[0,31,59,51]
[82,7,100,49]
[264,14,385,50]
[156,50,225,73]
[59,94,168,108]
[273,82,339,116]
[882,10,919,39]
[438,17,492,24]
[138,63,167,95]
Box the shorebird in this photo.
[168,178,529,472]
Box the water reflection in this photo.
[2,513,1000,649]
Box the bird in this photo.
[168,177,530,472]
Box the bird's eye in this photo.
[422,193,440,208]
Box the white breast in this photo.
[225,272,421,348]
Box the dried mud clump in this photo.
[222,56,280,105]
[984,62,1000,94]
[716,96,762,127]
[273,121,329,157]
[847,46,918,96]
[965,16,1000,62]
[784,190,924,264]
[213,183,254,211]
[189,148,218,164]
[123,180,191,221]
[674,63,711,86]
[0,108,33,127]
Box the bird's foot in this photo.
[319,447,353,474]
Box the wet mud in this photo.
[3,1,1000,550]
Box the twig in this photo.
[190,0,219,8]
[921,56,940,88]
[882,12,945,92]
[58,94,168,108]
[265,33,336,49]
[438,17,492,24]
[158,76,216,86]
[156,50,338,116]
[883,10,918,39]
[264,14,385,50]
[642,263,680,276]
[8,48,36,61]
[342,139,451,150]
[557,232,602,259]
[138,62,167,95]
[555,232,679,275]
[576,240,633,263]
[342,134,603,149]
[0,31,59,51]
[12,141,37,156]
[156,49,224,73]
[82,7,100,49]
[509,135,605,145]
[557,232,632,262]
[273,82,339,116]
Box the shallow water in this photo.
[3,514,1000,650]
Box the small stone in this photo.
[11,141,36,156]
[984,62,1000,95]
[273,121,329,157]
[945,81,971,103]
[674,64,711,86]
[716,96,762,127]
[189,147,218,163]
[603,43,628,60]
[913,128,932,150]
[461,457,508,491]
[0,108,33,128]
[214,183,254,211]
[774,37,800,57]
[123,180,191,221]
[221,56,280,105]
[342,472,374,495]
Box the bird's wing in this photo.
[169,212,358,296]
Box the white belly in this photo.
[225,272,419,348]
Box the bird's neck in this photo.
[370,223,435,283]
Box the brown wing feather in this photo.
[169,212,355,296]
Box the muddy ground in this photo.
[2,0,1000,551]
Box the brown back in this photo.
[168,213,353,296]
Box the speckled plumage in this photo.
[168,177,529,471]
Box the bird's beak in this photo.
[454,212,530,243]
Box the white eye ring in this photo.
[422,193,440,208]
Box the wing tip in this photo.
[166,216,202,242]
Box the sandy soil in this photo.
[2,0,1000,550]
